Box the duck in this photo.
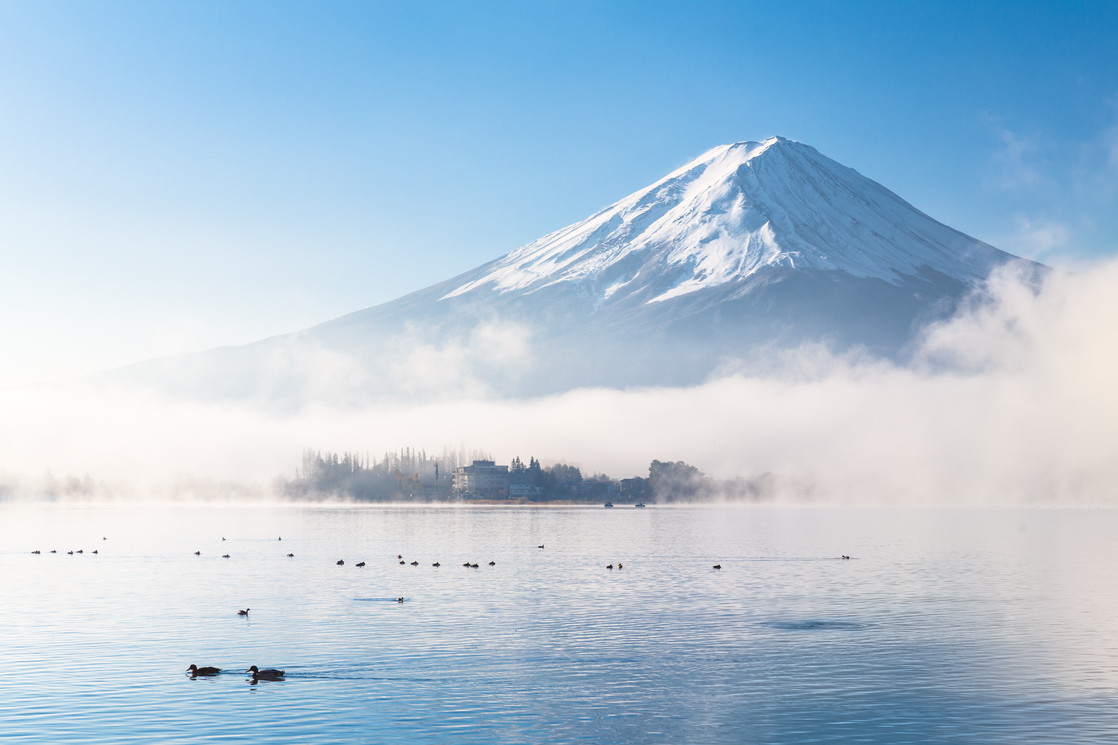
[246,665,284,680]
[488,561,496,566]
[237,608,250,616]
[287,553,294,557]
[713,564,722,570]
[432,562,441,567]
[399,560,405,565]
[31,550,40,555]
[617,563,623,569]
[186,664,221,676]
[194,551,201,556]
[336,560,344,566]
[356,561,366,567]
[410,560,419,566]
[396,597,404,603]
[607,564,614,570]
[222,554,230,559]
[841,555,851,560]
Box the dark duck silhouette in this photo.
[246,665,285,680]
[186,664,221,676]
[237,608,250,616]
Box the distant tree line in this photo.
[278,447,471,501]
[278,449,778,503]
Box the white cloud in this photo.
[1003,215,1071,262]
[987,128,1044,191]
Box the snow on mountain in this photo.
[99,137,1036,405]
[441,137,1009,307]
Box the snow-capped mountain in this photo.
[103,137,1033,405]
[443,137,1002,305]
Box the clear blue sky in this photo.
[1,0,1115,386]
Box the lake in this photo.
[0,502,1116,743]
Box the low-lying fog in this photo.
[3,259,1115,505]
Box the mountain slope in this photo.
[441,137,1004,306]
[102,137,1033,405]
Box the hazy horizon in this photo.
[4,256,1116,506]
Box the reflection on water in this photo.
[0,503,1116,743]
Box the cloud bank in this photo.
[2,259,1116,505]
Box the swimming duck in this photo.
[186,664,221,676]
[356,561,366,567]
[396,597,404,603]
[336,560,344,566]
[287,553,294,557]
[607,564,614,570]
[222,554,230,559]
[410,561,419,566]
[31,550,40,554]
[238,608,250,616]
[432,562,441,567]
[246,665,284,680]
[713,564,722,570]
[488,561,496,566]
[194,551,201,555]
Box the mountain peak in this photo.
[102,139,1033,402]
[441,137,1010,305]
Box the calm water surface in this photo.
[0,503,1116,744]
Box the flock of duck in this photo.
[186,664,285,681]
[31,532,853,684]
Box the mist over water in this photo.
[2,259,1116,505]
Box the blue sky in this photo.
[1,0,1116,386]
